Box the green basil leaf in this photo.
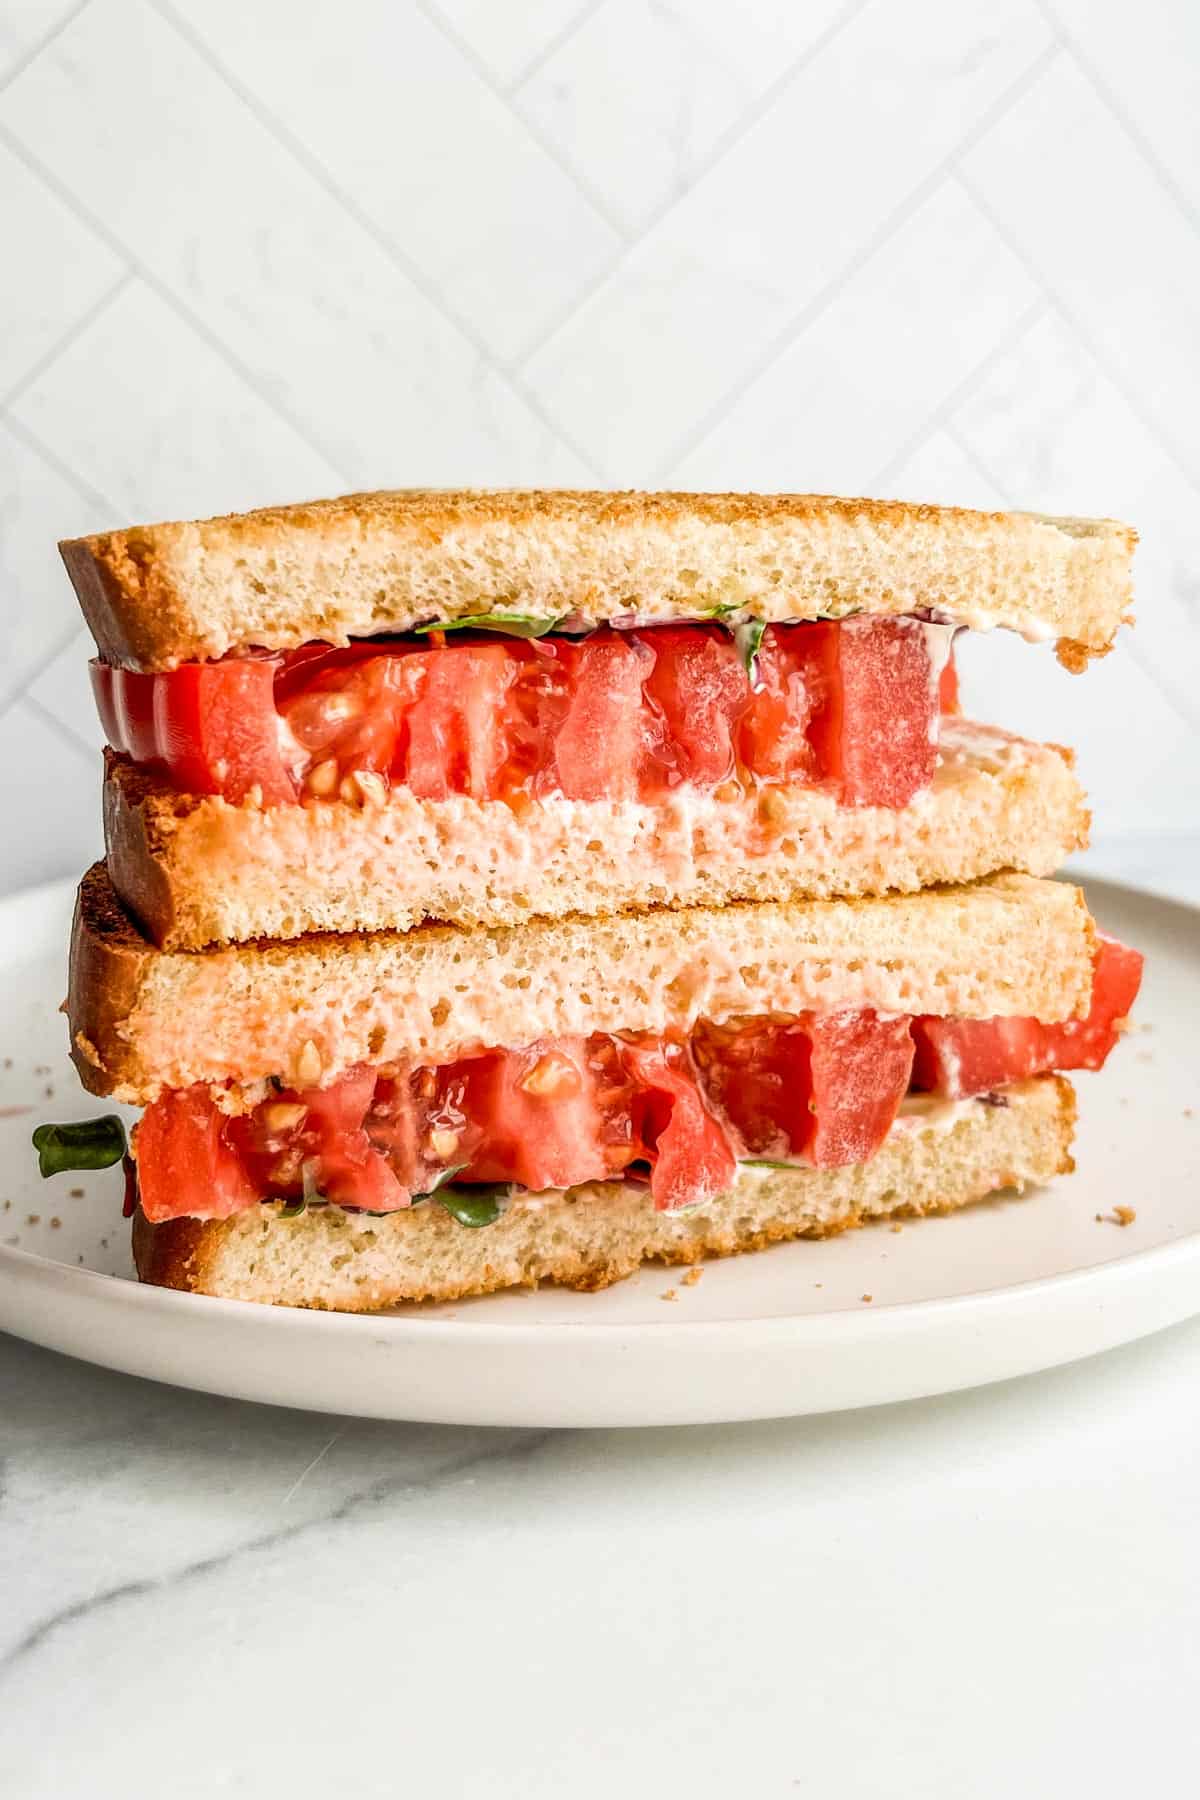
[33,1116,127,1179]
[434,1184,510,1229]
[740,1158,801,1171]
[733,620,767,686]
[412,1163,468,1203]
[414,613,561,640]
[277,1197,308,1219]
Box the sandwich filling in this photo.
[93,617,956,812]
[130,936,1141,1225]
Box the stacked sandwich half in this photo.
[48,491,1142,1310]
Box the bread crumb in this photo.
[1185,1108,1194,1120]
[1114,1206,1136,1227]
[26,1214,39,1226]
[890,1223,903,1233]
[861,1293,873,1303]
[50,1217,61,1229]
[661,1287,678,1302]
[43,1085,54,1099]
[69,1187,84,1198]
[680,1266,703,1287]
[2,1199,9,1211]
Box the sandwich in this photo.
[64,865,1141,1310]
[36,487,1142,1313]
[58,491,1130,949]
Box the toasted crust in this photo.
[131,1077,1076,1310]
[59,489,1136,670]
[69,864,1096,1104]
[102,721,1090,950]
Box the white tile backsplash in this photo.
[0,0,1196,893]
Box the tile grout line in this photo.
[502,0,607,95]
[955,163,1200,510]
[869,295,1052,493]
[0,0,93,98]
[0,618,90,728]
[0,409,122,519]
[1037,0,1200,251]
[509,0,874,379]
[414,0,632,243]
[0,120,355,492]
[942,421,1200,737]
[651,38,1063,481]
[0,269,135,414]
[13,690,98,766]
[145,0,605,482]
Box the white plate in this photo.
[1,876,1197,1427]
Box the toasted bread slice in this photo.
[69,865,1095,1105]
[131,1076,1075,1309]
[60,489,1135,672]
[103,720,1090,950]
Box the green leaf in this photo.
[277,1196,307,1219]
[434,1184,510,1229]
[703,603,741,620]
[733,620,767,686]
[412,1163,468,1203]
[32,1116,127,1179]
[740,1158,801,1171]
[414,613,561,640]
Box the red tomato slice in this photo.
[805,1010,914,1166]
[448,1039,612,1191]
[691,1016,812,1157]
[736,628,824,784]
[277,1066,403,1211]
[694,1011,912,1166]
[620,1037,738,1211]
[157,661,296,805]
[553,635,650,802]
[810,618,940,808]
[134,1088,260,1223]
[402,643,515,800]
[279,649,422,781]
[642,625,745,787]
[939,641,960,714]
[910,934,1144,1098]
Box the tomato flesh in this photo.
[95,618,954,812]
[910,935,1144,1099]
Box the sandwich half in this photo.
[61,490,1125,948]
[65,867,1142,1311]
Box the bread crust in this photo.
[59,488,1136,670]
[131,1077,1076,1310]
[69,863,1096,1104]
[101,722,1090,950]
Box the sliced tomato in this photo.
[402,642,516,801]
[279,649,424,782]
[691,1016,812,1158]
[289,1066,406,1211]
[642,625,745,788]
[620,1037,738,1211]
[694,1010,912,1166]
[447,1039,612,1190]
[134,1088,260,1223]
[911,933,1144,1098]
[736,629,825,784]
[939,640,960,714]
[821,618,943,808]
[805,1010,914,1165]
[93,659,295,805]
[553,634,650,802]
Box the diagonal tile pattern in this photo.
[1,0,1196,890]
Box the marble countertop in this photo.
[3,836,1198,1799]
